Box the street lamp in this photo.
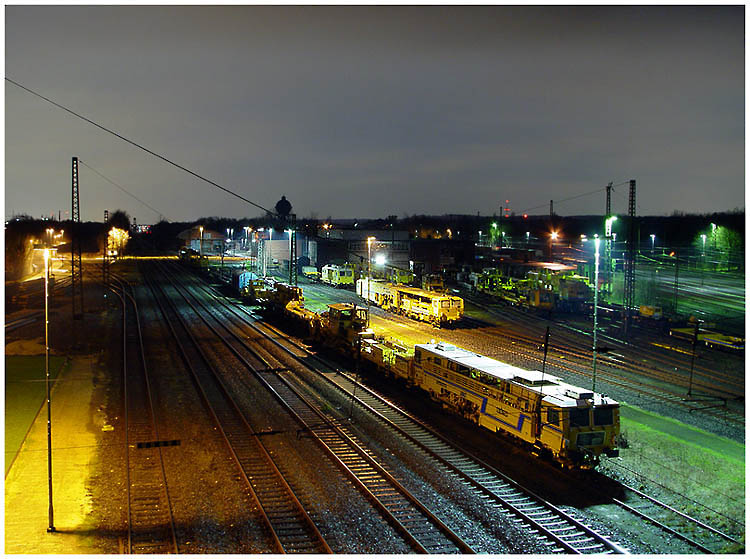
[367,236,376,327]
[605,215,617,237]
[44,248,55,532]
[226,228,234,257]
[701,234,707,256]
[199,226,204,259]
[549,231,558,260]
[650,234,656,254]
[710,223,717,250]
[592,236,600,392]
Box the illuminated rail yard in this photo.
[5,5,744,555]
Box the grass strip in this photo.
[617,404,745,537]
[5,355,68,475]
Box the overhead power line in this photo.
[6,77,274,216]
[79,160,167,221]
[520,180,631,214]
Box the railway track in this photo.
[599,459,744,553]
[176,264,634,554]
[458,294,745,429]
[463,293,743,397]
[145,268,332,554]
[169,261,745,553]
[109,277,178,554]
[159,263,475,553]
[250,314,745,555]
[607,480,742,553]
[239,321,631,554]
[222,270,748,553]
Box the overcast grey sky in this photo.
[5,5,744,223]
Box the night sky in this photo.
[5,5,745,223]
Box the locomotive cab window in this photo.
[547,409,560,425]
[434,357,442,366]
[414,350,421,363]
[569,408,590,427]
[593,407,614,426]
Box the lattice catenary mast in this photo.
[622,179,637,338]
[103,209,110,287]
[71,157,84,319]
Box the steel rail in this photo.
[251,312,741,555]
[183,261,742,552]
[462,292,743,399]
[224,308,629,555]
[108,276,179,554]
[174,265,626,554]
[144,268,331,554]
[162,264,475,554]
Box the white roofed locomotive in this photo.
[213,271,619,469]
[361,339,619,468]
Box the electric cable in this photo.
[79,160,167,221]
[6,77,274,216]
[520,180,630,215]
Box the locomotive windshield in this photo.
[593,407,614,426]
[569,407,590,427]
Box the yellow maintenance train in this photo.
[356,278,464,327]
[257,282,620,468]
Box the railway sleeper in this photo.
[573,543,607,552]
[540,520,570,527]
[519,506,546,513]
[548,526,579,534]
[526,510,555,517]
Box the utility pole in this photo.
[71,157,84,320]
[537,326,550,437]
[593,237,601,392]
[673,249,679,312]
[289,214,297,286]
[103,209,110,288]
[604,182,613,296]
[686,320,699,397]
[44,248,55,533]
[622,179,636,339]
[606,182,612,217]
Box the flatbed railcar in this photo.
[670,326,745,352]
[356,278,464,327]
